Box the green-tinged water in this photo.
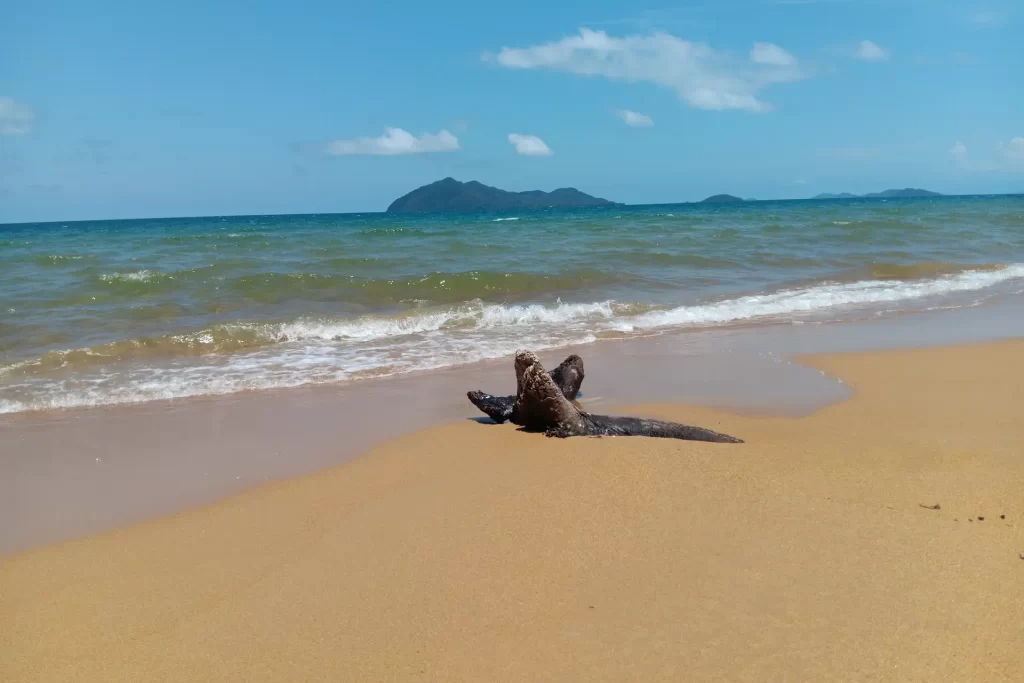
[2,195,1023,413]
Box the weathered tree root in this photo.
[509,350,743,443]
[467,354,584,424]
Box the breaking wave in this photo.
[2,264,1023,414]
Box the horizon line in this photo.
[2,192,1021,227]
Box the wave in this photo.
[615,263,1024,332]
[0,300,625,377]
[160,231,269,244]
[863,261,1003,280]
[100,269,160,282]
[85,267,631,305]
[34,254,90,266]
[492,217,519,222]
[615,252,744,268]
[3,264,1022,414]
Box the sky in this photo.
[1,0,1021,223]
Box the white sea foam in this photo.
[246,300,619,343]
[492,217,519,222]
[3,264,1023,414]
[616,264,1024,332]
[100,269,157,282]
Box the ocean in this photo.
[2,195,1022,415]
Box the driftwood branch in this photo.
[467,354,583,424]
[469,350,743,444]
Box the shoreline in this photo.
[5,297,1024,555]
[3,338,1023,681]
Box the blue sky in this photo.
[1,0,1021,222]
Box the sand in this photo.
[2,341,1023,682]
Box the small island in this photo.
[699,194,745,204]
[813,188,942,200]
[387,178,619,213]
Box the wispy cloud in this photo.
[950,141,971,169]
[968,9,1006,26]
[951,138,1024,171]
[750,42,797,66]
[324,128,459,156]
[854,40,889,61]
[486,28,808,113]
[1003,137,1024,166]
[617,109,654,127]
[0,96,35,135]
[508,134,553,156]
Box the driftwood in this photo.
[469,350,743,443]
[467,354,584,424]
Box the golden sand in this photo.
[2,341,1023,682]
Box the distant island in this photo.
[699,194,745,204]
[387,178,619,213]
[813,188,942,200]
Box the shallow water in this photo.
[2,195,1023,413]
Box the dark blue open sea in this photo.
[2,195,1022,414]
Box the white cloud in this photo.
[617,109,654,127]
[0,96,35,135]
[999,137,1024,166]
[950,138,1024,171]
[854,40,889,61]
[750,42,797,66]
[950,141,971,169]
[324,127,459,156]
[487,28,807,113]
[508,134,553,156]
[968,10,1004,25]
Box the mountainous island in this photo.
[813,188,942,199]
[699,194,746,204]
[387,178,619,213]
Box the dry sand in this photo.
[2,341,1023,682]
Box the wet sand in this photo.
[3,340,1023,682]
[6,297,1024,555]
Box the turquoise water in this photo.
[2,195,1023,413]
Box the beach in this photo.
[6,3,1022,678]
[3,339,1022,682]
